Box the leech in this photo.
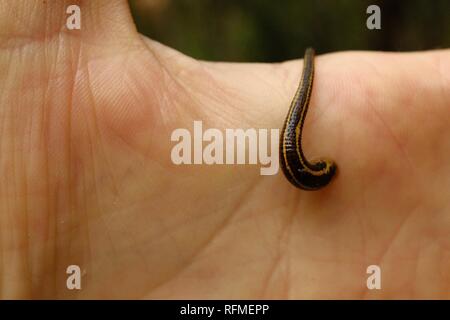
[279,48,337,190]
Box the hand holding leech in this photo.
[0,0,449,299]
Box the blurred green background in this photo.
[130,0,450,62]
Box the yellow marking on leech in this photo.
[281,48,333,189]
[293,52,330,177]
[282,117,303,187]
[281,56,310,187]
[280,48,337,190]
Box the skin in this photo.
[0,0,449,299]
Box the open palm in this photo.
[0,1,449,299]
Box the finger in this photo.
[0,0,138,47]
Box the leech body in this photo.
[279,48,337,190]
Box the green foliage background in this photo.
[130,0,450,62]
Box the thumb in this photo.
[0,0,138,46]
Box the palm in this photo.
[1,1,449,299]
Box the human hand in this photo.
[0,0,449,299]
